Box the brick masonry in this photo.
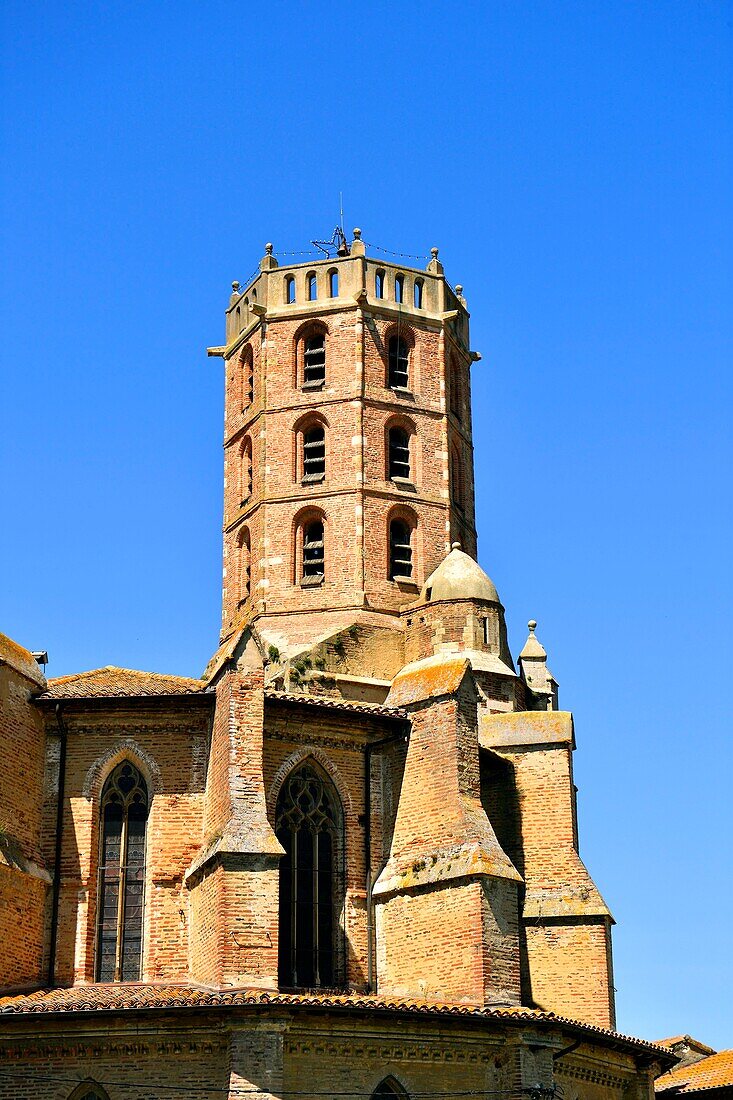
[0,239,667,1098]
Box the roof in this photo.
[656,1050,733,1093]
[0,984,673,1062]
[265,690,407,720]
[0,632,45,688]
[420,545,500,604]
[386,654,472,708]
[519,620,547,660]
[36,666,208,701]
[657,1037,717,1056]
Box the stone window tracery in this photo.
[95,761,148,983]
[276,763,342,989]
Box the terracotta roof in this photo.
[0,632,45,688]
[36,666,208,700]
[656,1037,717,1056]
[265,690,407,720]
[656,1049,733,1093]
[0,985,672,1061]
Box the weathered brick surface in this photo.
[0,245,640,1091]
[0,658,48,987]
[220,253,477,648]
[42,703,209,985]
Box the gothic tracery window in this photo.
[67,1083,110,1100]
[96,761,149,982]
[276,764,342,989]
[372,1078,409,1100]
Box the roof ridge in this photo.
[48,665,204,685]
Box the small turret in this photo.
[518,619,558,710]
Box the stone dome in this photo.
[420,544,500,604]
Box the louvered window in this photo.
[96,762,148,982]
[276,765,340,989]
[303,334,326,387]
[388,427,410,481]
[389,519,413,579]
[388,336,409,390]
[302,521,325,579]
[302,426,325,482]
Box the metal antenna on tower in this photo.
[311,219,350,258]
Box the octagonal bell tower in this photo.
[209,230,480,655]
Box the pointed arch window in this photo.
[96,761,149,982]
[372,1079,410,1100]
[276,763,342,989]
[389,518,413,579]
[388,336,409,390]
[67,1082,111,1100]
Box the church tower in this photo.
[212,231,479,655]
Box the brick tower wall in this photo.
[218,242,478,646]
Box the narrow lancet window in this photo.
[388,336,409,389]
[303,334,326,386]
[285,275,296,304]
[302,425,326,481]
[388,427,410,480]
[413,280,423,309]
[302,520,325,580]
[329,269,339,297]
[96,761,148,982]
[389,519,413,579]
[307,272,318,301]
[395,274,404,303]
[375,270,385,299]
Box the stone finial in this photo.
[353,228,362,240]
[232,281,240,292]
[260,243,278,272]
[518,619,558,710]
[351,227,365,257]
[426,246,443,276]
[455,284,463,294]
[229,281,241,306]
[451,541,462,551]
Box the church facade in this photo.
[0,235,673,1099]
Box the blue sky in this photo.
[1,1,731,1048]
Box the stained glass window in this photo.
[96,761,148,982]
